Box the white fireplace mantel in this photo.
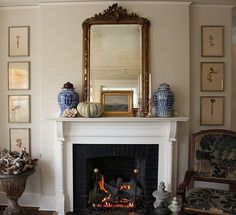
[52,117,188,215]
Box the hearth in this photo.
[73,144,158,214]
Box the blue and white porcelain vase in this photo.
[153,83,175,117]
[58,82,79,116]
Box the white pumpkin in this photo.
[77,102,103,118]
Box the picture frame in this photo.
[8,95,31,123]
[9,128,30,153]
[201,62,224,91]
[8,61,30,90]
[201,25,224,57]
[200,96,224,126]
[101,90,133,116]
[8,26,30,57]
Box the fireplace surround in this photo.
[53,117,188,215]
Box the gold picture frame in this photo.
[201,25,224,57]
[8,95,31,123]
[201,62,224,91]
[9,128,30,154]
[101,90,133,116]
[200,96,224,126]
[8,26,30,57]
[8,61,30,90]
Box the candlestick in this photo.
[137,75,140,102]
[146,73,153,117]
[139,74,142,102]
[149,73,152,100]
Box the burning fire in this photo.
[98,175,107,193]
[93,175,135,209]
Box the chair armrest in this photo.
[177,170,195,203]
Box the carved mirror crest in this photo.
[82,3,150,115]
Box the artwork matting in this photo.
[8,95,31,123]
[9,128,30,154]
[201,25,224,57]
[200,96,224,126]
[201,62,224,91]
[8,26,30,57]
[8,61,30,90]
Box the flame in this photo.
[120,185,131,190]
[93,201,134,208]
[93,175,135,209]
[98,175,107,193]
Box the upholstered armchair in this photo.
[177,129,236,215]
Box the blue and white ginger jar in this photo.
[153,83,175,117]
[58,82,79,116]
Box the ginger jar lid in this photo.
[62,82,75,89]
[158,82,170,90]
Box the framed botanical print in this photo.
[101,90,133,116]
[8,26,30,57]
[201,62,224,91]
[200,96,224,126]
[9,128,30,153]
[8,95,31,123]
[8,61,30,90]
[201,26,224,57]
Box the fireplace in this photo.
[53,117,188,215]
[73,144,158,213]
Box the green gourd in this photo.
[77,102,103,118]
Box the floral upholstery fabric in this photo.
[186,188,236,214]
[194,133,236,179]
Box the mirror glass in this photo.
[90,24,142,108]
[82,4,150,115]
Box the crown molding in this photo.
[0,0,235,7]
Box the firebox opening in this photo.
[86,156,144,209]
[73,144,158,213]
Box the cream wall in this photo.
[0,6,42,206]
[40,2,191,204]
[190,4,233,133]
[0,1,234,211]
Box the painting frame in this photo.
[101,90,133,116]
[9,128,31,154]
[201,62,224,92]
[201,25,224,57]
[8,61,30,90]
[200,96,224,126]
[8,95,31,123]
[8,26,30,57]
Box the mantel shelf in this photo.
[48,116,189,122]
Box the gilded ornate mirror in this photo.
[82,4,150,115]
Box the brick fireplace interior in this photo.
[73,144,159,214]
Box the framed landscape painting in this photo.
[101,90,133,116]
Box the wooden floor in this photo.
[0,206,56,215]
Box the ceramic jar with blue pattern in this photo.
[153,83,175,117]
[58,82,79,116]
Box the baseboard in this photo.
[0,192,56,211]
[39,195,56,211]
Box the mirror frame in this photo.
[82,3,150,115]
